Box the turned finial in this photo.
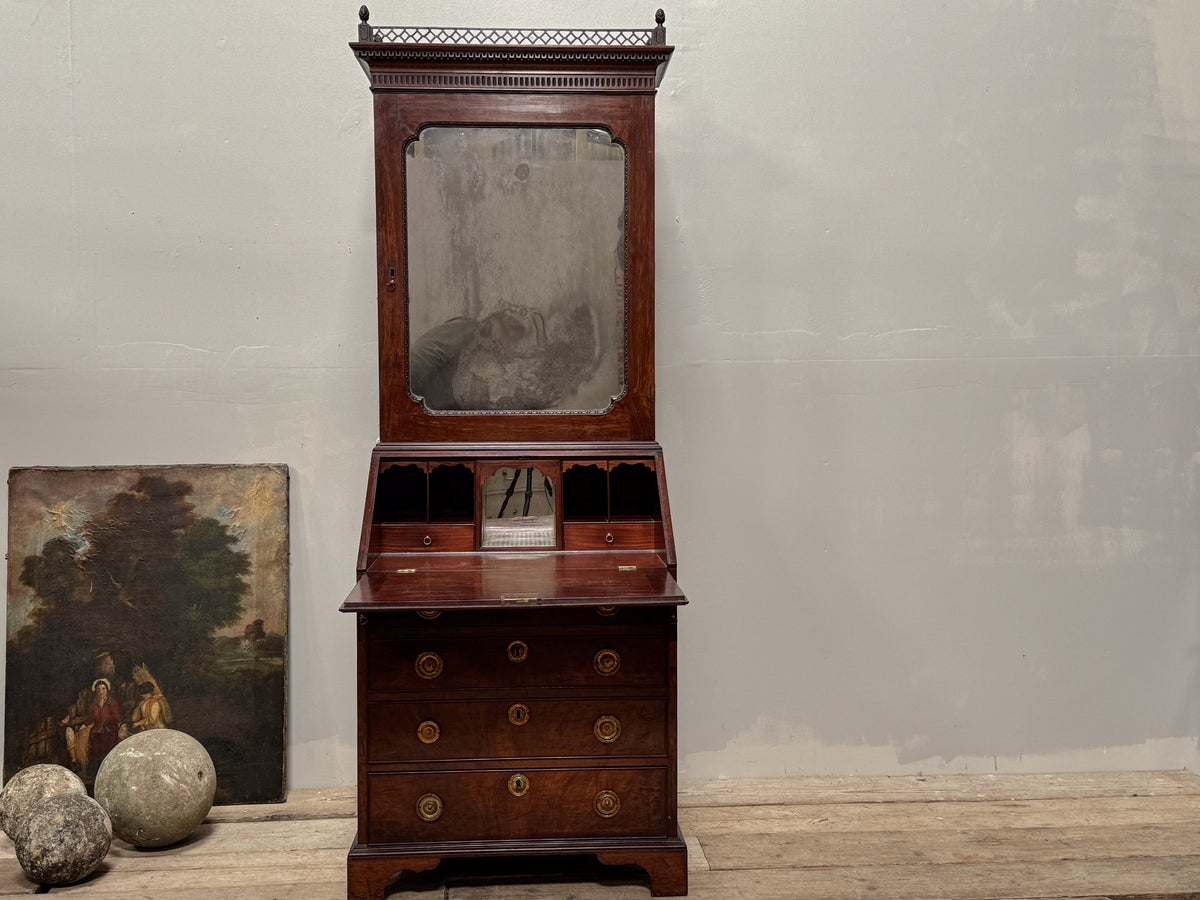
[652,9,666,44]
[358,6,371,40]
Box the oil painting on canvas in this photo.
[5,464,288,804]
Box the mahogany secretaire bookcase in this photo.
[340,7,686,896]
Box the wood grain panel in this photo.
[366,767,671,843]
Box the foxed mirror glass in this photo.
[406,126,626,413]
[480,466,556,549]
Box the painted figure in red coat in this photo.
[82,678,122,760]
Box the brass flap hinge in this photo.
[501,594,540,606]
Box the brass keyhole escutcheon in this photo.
[508,773,530,797]
[593,648,621,676]
[416,720,440,744]
[507,640,529,663]
[508,703,530,726]
[593,789,620,818]
[415,651,443,680]
[416,793,443,822]
[594,715,622,744]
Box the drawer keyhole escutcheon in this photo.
[416,793,443,822]
[507,640,529,663]
[416,720,440,744]
[508,703,530,726]
[508,773,530,797]
[594,715,622,743]
[415,651,444,680]
[593,648,621,676]
[593,789,621,818]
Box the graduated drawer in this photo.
[366,698,667,762]
[365,766,671,843]
[371,523,475,552]
[562,522,662,551]
[365,633,667,692]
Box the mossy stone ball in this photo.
[0,764,87,840]
[14,792,111,885]
[94,730,216,847]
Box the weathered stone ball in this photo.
[14,792,111,885]
[0,764,87,840]
[93,730,216,847]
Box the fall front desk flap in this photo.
[341,551,686,612]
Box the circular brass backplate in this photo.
[507,640,529,663]
[416,720,440,744]
[416,793,443,822]
[593,789,621,818]
[593,648,621,676]
[508,703,530,726]
[414,651,443,680]
[507,773,530,797]
[593,714,622,744]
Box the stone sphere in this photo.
[0,764,87,840]
[93,730,216,847]
[14,792,111,885]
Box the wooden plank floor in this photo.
[0,770,1198,898]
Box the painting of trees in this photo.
[6,466,288,803]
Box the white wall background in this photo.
[4,1,1200,789]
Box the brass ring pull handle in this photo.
[593,715,622,744]
[597,606,617,616]
[423,534,432,546]
[508,703,530,726]
[507,773,530,797]
[414,651,443,680]
[416,720,440,744]
[416,793,443,822]
[417,610,441,620]
[507,640,529,663]
[593,789,620,818]
[593,648,621,676]
[605,532,614,544]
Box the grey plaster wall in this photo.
[3,1,1199,787]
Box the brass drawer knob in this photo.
[414,651,443,680]
[507,640,529,663]
[508,773,530,797]
[508,703,530,726]
[593,789,620,818]
[593,648,621,676]
[416,720,440,744]
[416,793,443,822]
[593,715,622,744]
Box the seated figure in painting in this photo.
[61,678,121,775]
